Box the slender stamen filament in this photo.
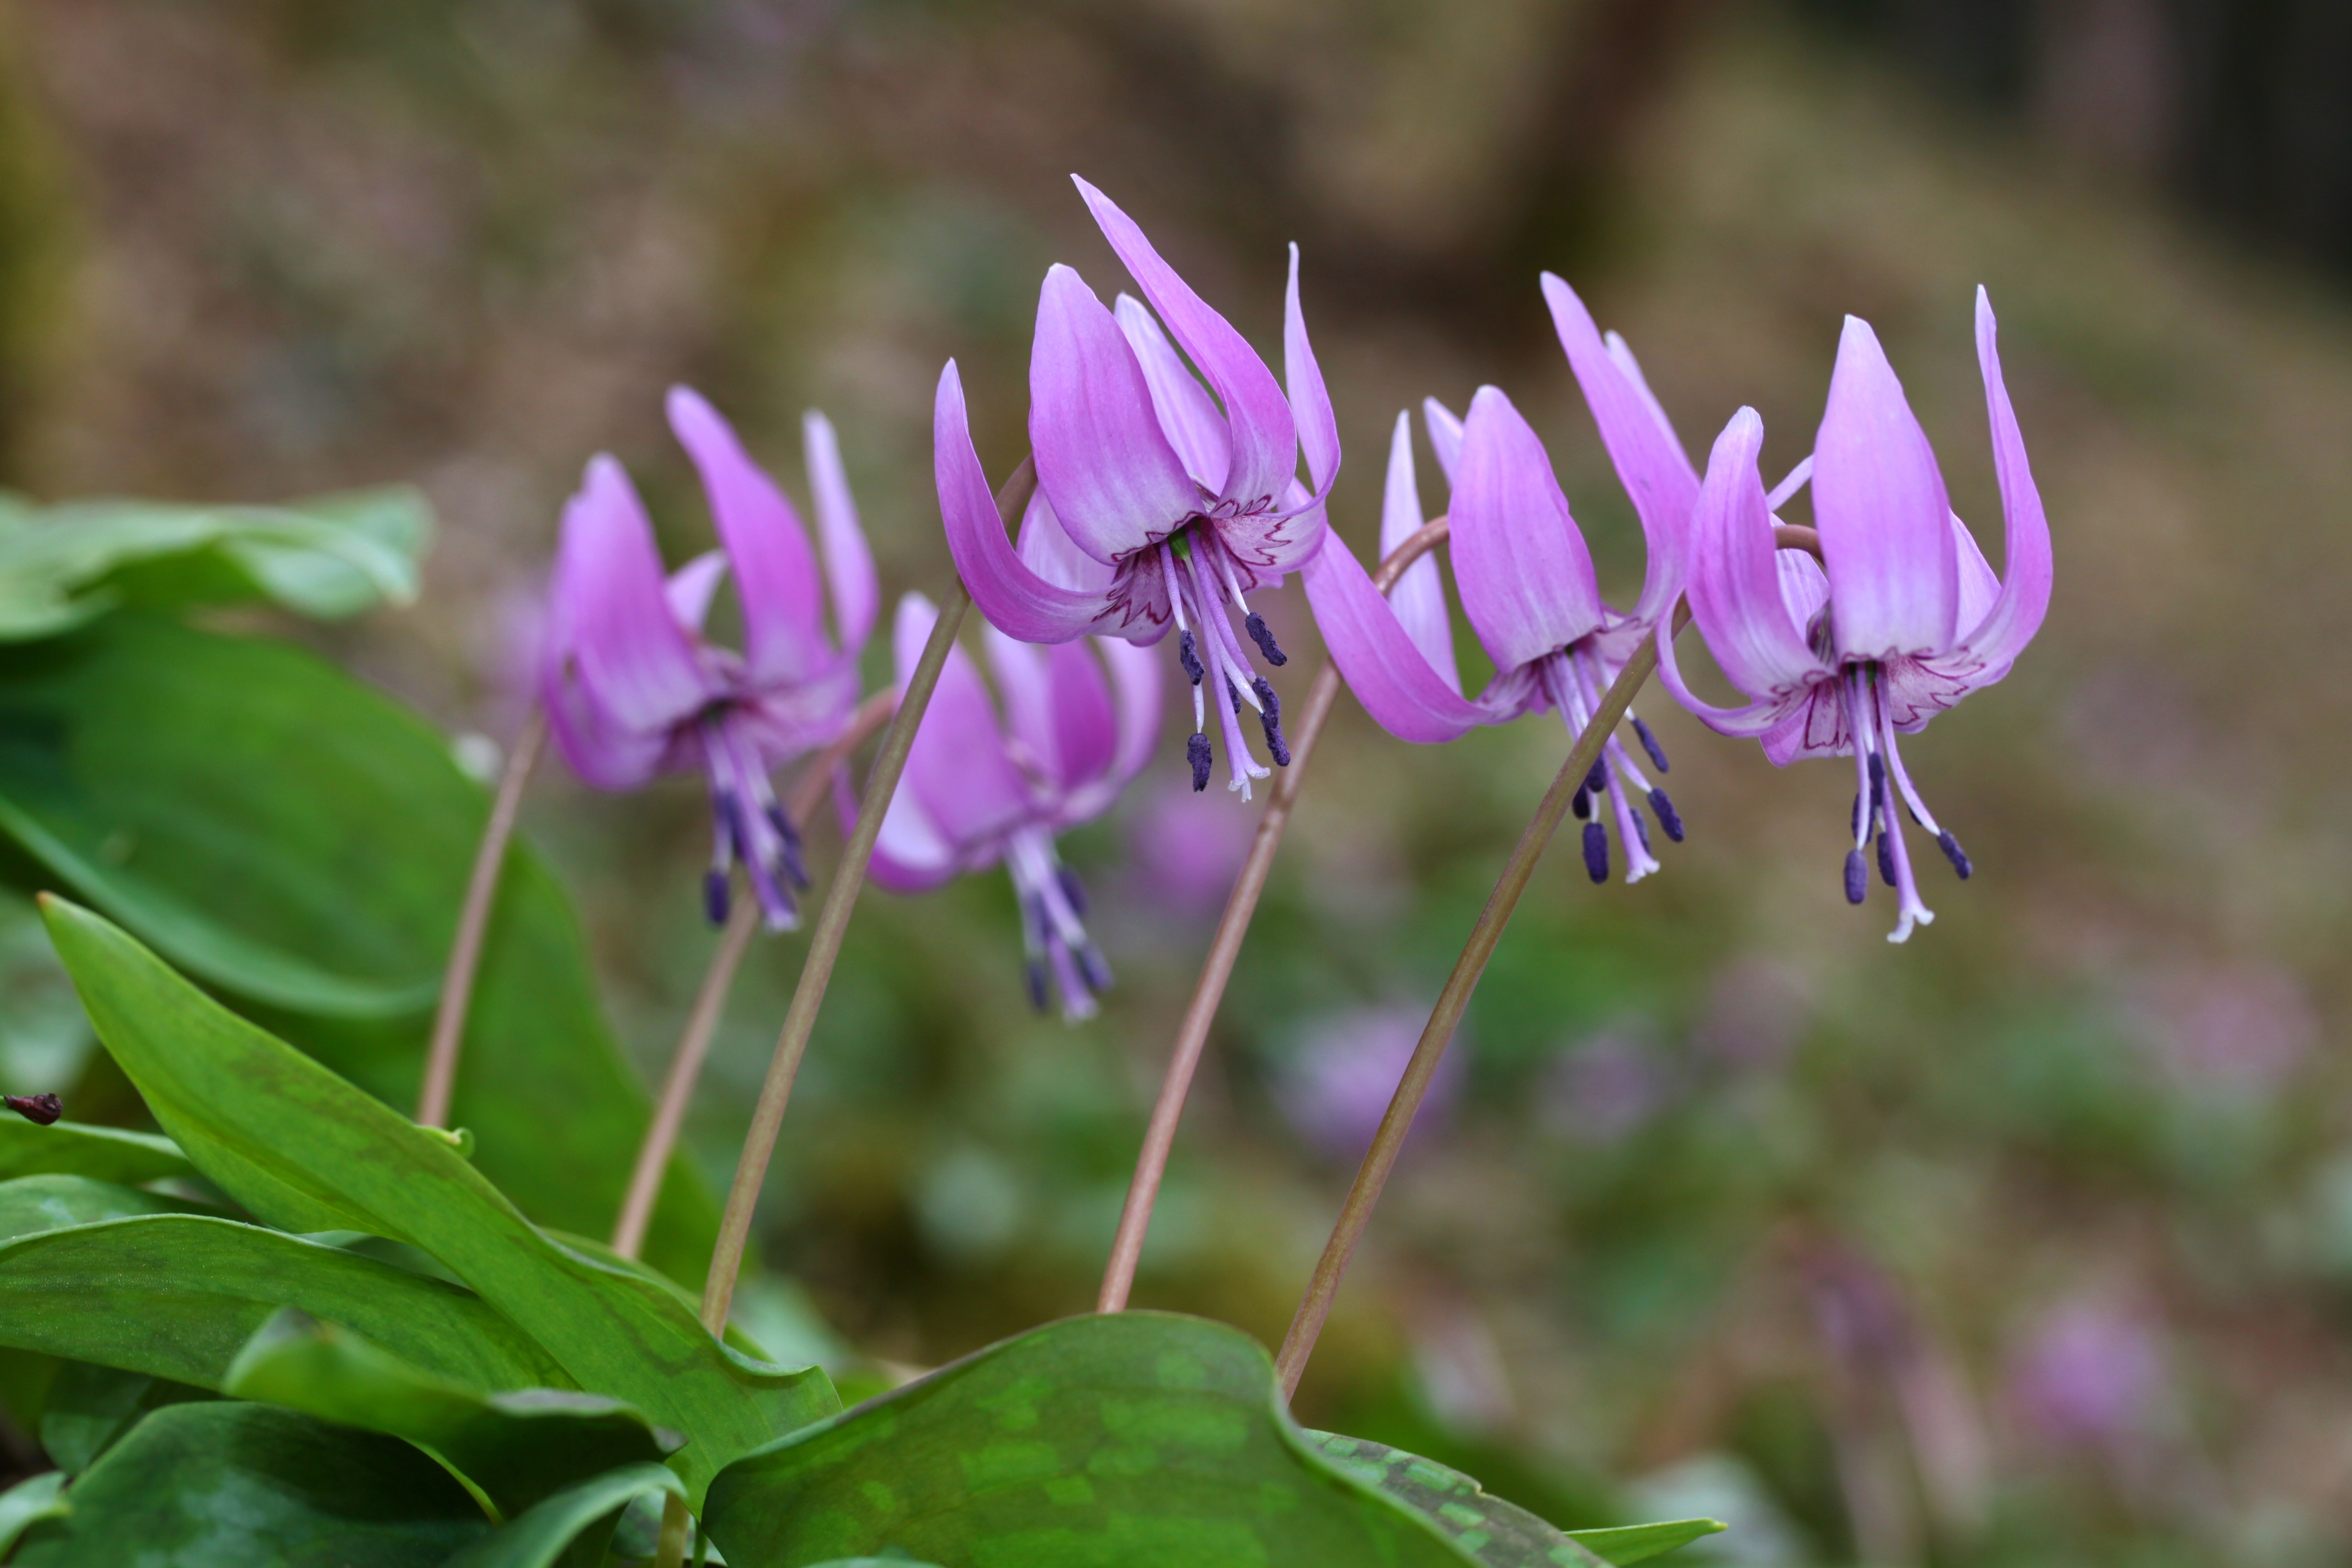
[1864,670,1934,942]
[1008,828,1105,1020]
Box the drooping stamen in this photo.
[1025,959,1050,1013]
[1077,943,1114,993]
[1585,759,1608,796]
[1162,540,1209,739]
[1868,671,1935,942]
[1873,714,1971,884]
[1178,629,1205,686]
[704,870,731,926]
[1582,821,1609,883]
[1244,613,1287,667]
[1181,544,1270,798]
[1226,678,1244,717]
[1188,732,1212,791]
[1631,715,1669,774]
[1251,676,1290,767]
[1057,864,1089,916]
[1571,786,1591,820]
[1867,752,1887,820]
[1011,828,1109,1022]
[1876,828,1896,888]
[1648,788,1684,842]
[1938,831,1973,880]
[1845,849,1867,904]
[764,804,810,890]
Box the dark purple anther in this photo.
[1876,830,1896,888]
[1584,758,1609,796]
[1057,865,1089,917]
[704,870,730,926]
[1851,791,1863,839]
[1252,677,1290,766]
[4,1093,61,1127]
[1244,611,1287,666]
[1582,821,1609,883]
[1938,830,1973,880]
[1078,945,1114,992]
[1025,960,1050,1013]
[766,805,810,888]
[1867,752,1886,813]
[1571,785,1591,821]
[1188,732,1212,792]
[1631,807,1652,854]
[1844,849,1867,904]
[1226,679,1244,717]
[1632,716,1669,774]
[1178,629,1204,686]
[1648,788,1684,842]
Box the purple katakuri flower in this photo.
[541,387,878,931]
[1301,278,1706,883]
[935,177,1338,801]
[1655,290,2052,940]
[857,593,1161,1021]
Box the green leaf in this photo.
[0,1471,67,1557]
[40,897,838,1501]
[1303,1432,1725,1566]
[0,1214,571,1392]
[39,1361,200,1475]
[225,1309,679,1520]
[0,1115,189,1184]
[0,486,427,641]
[703,1311,1493,1568]
[0,615,718,1282]
[0,1172,213,1239]
[441,1463,685,1568]
[8,1401,490,1566]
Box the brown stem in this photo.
[609,688,899,1261]
[416,706,548,1128]
[1273,614,1670,1399]
[1095,517,1453,1314]
[696,457,1037,1336]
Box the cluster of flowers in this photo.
[537,179,2051,1016]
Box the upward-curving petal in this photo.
[1422,397,1464,484]
[1285,243,1340,495]
[802,409,880,656]
[1031,264,1202,566]
[1956,286,2053,669]
[1683,408,1832,701]
[893,593,1034,854]
[1449,386,1606,672]
[1541,274,1698,631]
[1074,177,1297,511]
[1302,528,1490,744]
[1812,315,1960,660]
[1114,294,1230,492]
[1379,411,1462,694]
[935,360,1114,646]
[552,453,715,735]
[667,386,828,684]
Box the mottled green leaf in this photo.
[9,1401,489,1566]
[0,1470,66,1556]
[40,897,837,1501]
[0,486,427,640]
[441,1463,686,1568]
[225,1309,678,1520]
[0,1214,570,1392]
[0,1114,188,1184]
[1303,1432,1723,1566]
[0,614,717,1282]
[703,1312,1490,1568]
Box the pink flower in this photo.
[1276,1004,1464,1159]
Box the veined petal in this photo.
[1541,274,1698,630]
[553,454,715,734]
[1074,177,1297,510]
[1684,408,1832,699]
[1114,294,1230,491]
[1302,529,1489,743]
[1653,615,1811,740]
[667,386,829,684]
[1422,397,1464,483]
[1379,410,1462,695]
[1449,385,1606,672]
[1031,264,1201,565]
[802,409,880,655]
[935,360,1113,645]
[1957,286,2053,668]
[1285,242,1340,494]
[893,592,1033,853]
[1813,315,1960,659]
[665,550,729,635]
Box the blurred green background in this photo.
[4,1,2351,1563]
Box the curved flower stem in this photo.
[610,688,899,1261]
[1096,517,1453,1314]
[416,706,548,1129]
[696,456,1037,1338]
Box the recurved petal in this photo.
[1301,529,1489,744]
[667,386,828,684]
[1683,408,1831,700]
[1285,243,1340,494]
[1422,397,1464,483]
[802,409,880,655]
[1956,286,2053,669]
[1097,634,1163,788]
[1541,275,1699,630]
[552,453,714,735]
[845,766,964,893]
[1812,315,1961,659]
[1047,638,1119,791]
[1653,614,1812,741]
[540,657,671,791]
[983,624,1060,784]
[893,592,1035,853]
[665,550,729,634]
[1114,294,1230,491]
[935,360,1114,645]
[1449,386,1606,672]
[1031,264,1202,565]
[1379,411,1462,695]
[1949,511,2001,635]
[1074,177,1297,510]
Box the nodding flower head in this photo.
[540,388,878,931]
[1301,276,1706,885]
[1655,289,2052,940]
[851,593,1162,1022]
[934,177,1338,803]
